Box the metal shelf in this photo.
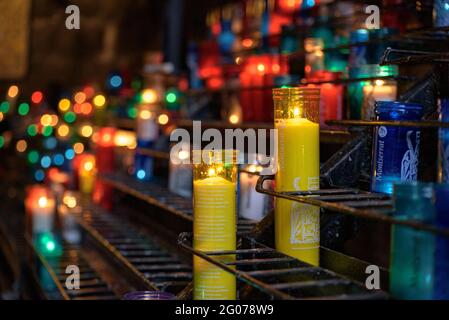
[184,75,413,95]
[99,172,257,234]
[327,119,449,129]
[256,175,449,238]
[174,120,352,144]
[381,48,449,66]
[77,205,192,295]
[178,233,387,300]
[25,236,119,300]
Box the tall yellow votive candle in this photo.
[193,150,237,300]
[273,87,321,266]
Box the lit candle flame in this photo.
[83,161,94,172]
[38,196,48,208]
[293,107,300,117]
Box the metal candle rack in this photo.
[255,175,449,238]
[78,206,192,295]
[177,233,387,300]
[26,237,119,300]
[99,172,257,234]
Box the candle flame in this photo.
[178,150,190,161]
[64,196,77,209]
[38,196,48,208]
[293,107,300,117]
[248,165,258,173]
[375,80,385,86]
[140,110,152,120]
[84,161,94,172]
[229,114,239,124]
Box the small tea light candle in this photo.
[47,168,69,204]
[169,143,192,198]
[239,163,268,222]
[78,154,97,195]
[362,80,397,120]
[26,186,56,235]
[58,191,82,244]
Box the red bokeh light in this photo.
[31,91,44,104]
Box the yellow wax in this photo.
[275,118,320,266]
[79,171,96,195]
[193,176,236,300]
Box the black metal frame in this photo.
[177,233,387,300]
[256,175,449,238]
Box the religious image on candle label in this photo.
[290,203,320,245]
[401,131,420,182]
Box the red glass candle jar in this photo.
[306,71,343,128]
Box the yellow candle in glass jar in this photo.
[193,150,237,300]
[273,87,321,266]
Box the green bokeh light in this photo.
[0,136,4,149]
[64,111,76,123]
[0,101,10,113]
[28,150,39,164]
[18,103,30,116]
[27,124,38,137]
[128,107,138,119]
[166,92,177,104]
[42,126,53,137]
[36,232,62,257]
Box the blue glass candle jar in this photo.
[434,184,449,299]
[390,182,436,300]
[371,101,424,194]
[434,0,449,27]
[349,29,369,68]
[439,99,449,183]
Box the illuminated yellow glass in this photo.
[192,150,237,300]
[273,87,321,266]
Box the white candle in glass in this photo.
[32,195,55,234]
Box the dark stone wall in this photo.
[0,0,233,96]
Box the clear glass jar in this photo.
[192,150,237,300]
[273,87,321,266]
[434,184,449,299]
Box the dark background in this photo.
[0,0,233,93]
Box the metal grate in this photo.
[27,237,119,300]
[327,119,449,129]
[78,206,192,295]
[256,175,449,237]
[178,234,387,300]
[100,172,257,233]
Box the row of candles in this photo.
[190,87,449,300]
[193,0,449,125]
[23,86,449,300]
[195,34,399,125]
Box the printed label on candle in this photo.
[275,199,320,266]
[193,177,236,300]
[442,138,449,183]
[290,202,320,245]
[194,178,235,246]
[308,177,320,191]
[400,131,420,182]
[194,256,236,300]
